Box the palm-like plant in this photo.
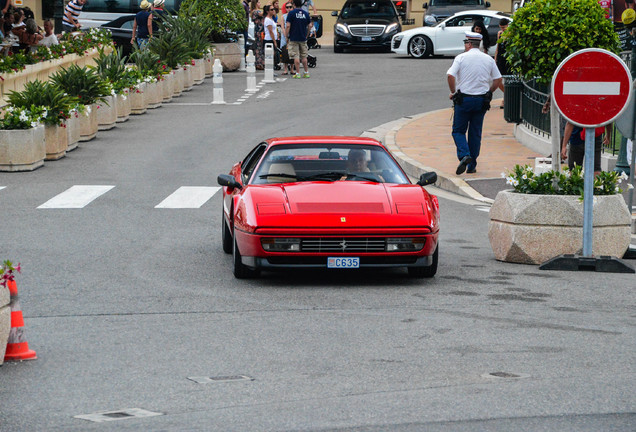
[7,80,78,126]
[147,14,194,69]
[50,64,111,105]
[94,48,141,93]
[129,45,166,78]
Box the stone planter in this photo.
[161,75,173,103]
[183,65,194,91]
[0,125,46,171]
[0,285,10,366]
[488,190,632,264]
[79,103,98,142]
[172,68,184,97]
[130,83,147,115]
[204,52,213,77]
[212,42,242,72]
[193,58,206,84]
[66,111,80,151]
[145,81,162,109]
[44,123,68,160]
[97,95,118,130]
[116,92,131,122]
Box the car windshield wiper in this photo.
[259,173,298,179]
[347,173,382,183]
[302,172,348,181]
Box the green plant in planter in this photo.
[128,45,166,80]
[504,0,619,85]
[0,260,20,288]
[147,15,192,69]
[93,48,136,94]
[7,80,78,126]
[173,6,213,58]
[503,164,632,199]
[0,105,44,130]
[50,64,111,106]
[179,0,246,38]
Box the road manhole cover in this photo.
[74,408,162,423]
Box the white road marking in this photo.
[0,186,5,191]
[563,81,620,95]
[38,185,115,209]
[155,186,220,208]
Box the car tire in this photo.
[408,34,432,59]
[221,210,232,254]
[334,45,344,53]
[408,245,438,278]
[233,234,259,279]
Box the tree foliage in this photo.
[179,0,247,36]
[504,0,620,85]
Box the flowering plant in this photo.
[0,105,44,130]
[503,165,633,199]
[7,80,78,126]
[0,260,20,288]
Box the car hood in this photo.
[242,182,436,231]
[395,25,436,38]
[338,17,395,26]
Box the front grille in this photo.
[301,237,386,252]
[349,25,385,37]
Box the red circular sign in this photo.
[552,48,632,128]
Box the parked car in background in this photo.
[391,10,511,58]
[422,0,490,26]
[101,15,135,57]
[217,136,440,279]
[332,0,402,53]
[79,0,182,28]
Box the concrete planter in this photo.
[130,83,147,115]
[183,65,194,91]
[172,68,184,97]
[116,93,131,122]
[193,58,206,84]
[145,81,162,109]
[44,123,68,160]
[79,103,98,142]
[160,75,173,102]
[488,190,632,264]
[0,285,10,366]
[66,111,80,151]
[204,52,213,77]
[212,43,242,71]
[0,125,46,171]
[97,95,117,130]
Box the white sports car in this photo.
[391,10,512,58]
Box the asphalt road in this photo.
[0,49,634,431]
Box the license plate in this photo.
[328,257,360,268]
[361,37,373,41]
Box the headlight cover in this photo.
[424,15,437,26]
[393,34,404,42]
[335,23,349,35]
[385,23,399,34]
[261,238,301,252]
[386,238,426,252]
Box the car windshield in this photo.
[251,144,410,185]
[340,1,397,19]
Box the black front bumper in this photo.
[334,34,393,49]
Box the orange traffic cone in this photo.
[4,280,37,362]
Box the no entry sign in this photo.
[552,48,632,128]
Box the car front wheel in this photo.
[408,35,432,59]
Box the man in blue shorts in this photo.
[285,0,311,78]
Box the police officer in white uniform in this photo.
[447,31,502,175]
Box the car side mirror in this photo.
[485,1,491,7]
[422,2,428,8]
[218,174,243,190]
[440,22,445,29]
[331,10,338,16]
[417,172,437,186]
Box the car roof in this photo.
[450,10,510,18]
[266,136,385,147]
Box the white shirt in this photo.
[447,48,501,95]
[264,16,276,41]
[39,34,59,47]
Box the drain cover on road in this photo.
[187,375,254,384]
[74,408,162,423]
[482,371,530,379]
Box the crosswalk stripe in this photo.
[155,186,220,208]
[0,186,5,191]
[38,185,115,209]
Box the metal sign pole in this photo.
[582,128,595,257]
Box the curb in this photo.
[362,111,493,204]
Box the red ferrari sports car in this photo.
[217,136,440,278]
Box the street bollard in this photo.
[246,50,257,92]
[238,34,246,72]
[263,43,275,83]
[212,59,226,105]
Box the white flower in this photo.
[619,172,629,181]
[42,109,48,118]
[505,176,515,186]
[5,106,14,113]
[522,174,527,180]
[111,89,117,96]
[628,184,634,190]
[85,106,92,114]
[615,186,620,193]
[19,112,28,122]
[512,179,519,187]
[30,121,37,128]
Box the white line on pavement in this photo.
[155,186,220,208]
[38,185,115,209]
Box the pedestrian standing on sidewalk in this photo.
[285,0,311,78]
[447,31,502,175]
[560,122,610,175]
[131,0,152,49]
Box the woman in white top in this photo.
[263,4,277,49]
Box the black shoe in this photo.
[467,167,477,174]
[456,156,473,175]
